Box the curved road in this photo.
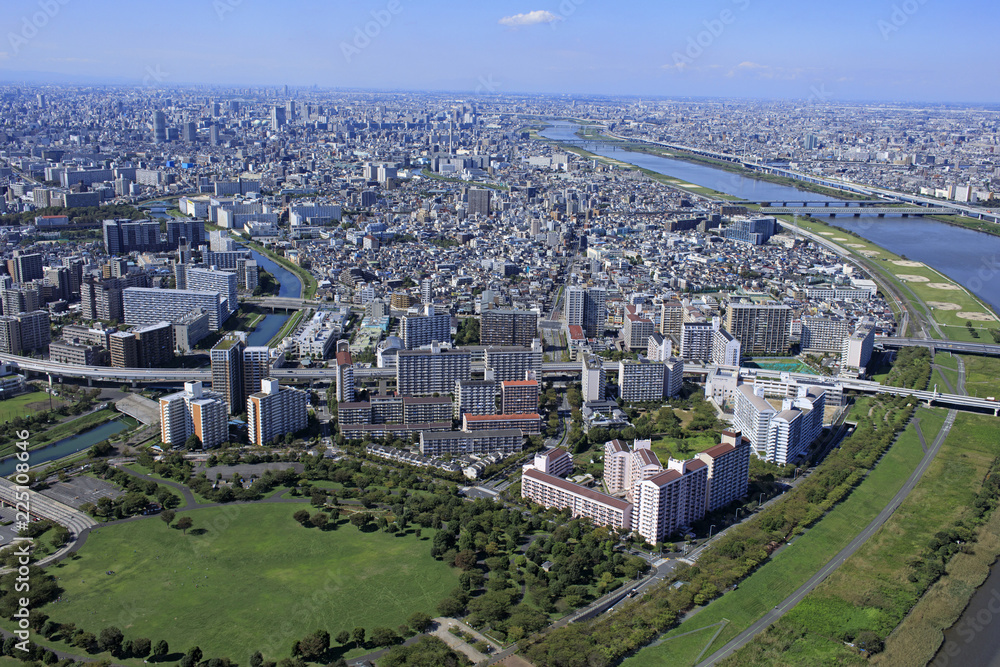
[698,361,966,665]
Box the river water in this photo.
[540,121,1000,315]
[244,247,303,347]
[543,120,1000,663]
[0,419,128,476]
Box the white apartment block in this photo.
[522,468,632,532]
[581,354,606,403]
[397,344,472,396]
[247,378,309,446]
[712,329,741,367]
[632,458,708,544]
[619,357,665,403]
[695,430,752,512]
[159,381,228,449]
[801,316,851,354]
[124,287,226,331]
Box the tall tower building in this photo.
[211,335,245,415]
[152,110,167,144]
[247,379,309,446]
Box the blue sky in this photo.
[1,0,996,103]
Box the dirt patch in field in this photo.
[860,250,881,257]
[927,283,962,291]
[957,312,997,322]
[818,232,835,236]
[832,237,849,240]
[892,260,925,267]
[898,274,931,283]
[928,302,962,311]
[845,243,866,248]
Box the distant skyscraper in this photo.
[468,189,491,217]
[271,106,286,131]
[152,110,167,144]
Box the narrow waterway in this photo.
[0,419,128,476]
[243,247,303,346]
[540,121,1000,315]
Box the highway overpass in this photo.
[877,337,1000,356]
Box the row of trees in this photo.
[523,391,927,666]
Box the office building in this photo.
[123,287,227,331]
[467,188,491,217]
[725,303,792,357]
[419,429,524,457]
[159,381,228,449]
[211,335,245,415]
[501,379,539,415]
[172,309,212,353]
[396,344,471,396]
[480,309,538,347]
[109,321,173,368]
[247,379,309,446]
[522,468,632,531]
[152,110,167,144]
[400,304,450,349]
[484,342,542,382]
[623,305,654,351]
[695,430,752,513]
[271,105,286,131]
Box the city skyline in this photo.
[1,0,997,103]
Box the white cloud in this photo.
[499,10,562,27]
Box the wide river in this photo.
[540,121,1000,315]
[543,120,1000,664]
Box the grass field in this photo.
[733,411,1000,666]
[958,354,1000,399]
[0,389,61,422]
[783,217,998,341]
[622,406,944,667]
[40,504,459,665]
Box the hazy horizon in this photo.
[1,0,996,104]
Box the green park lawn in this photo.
[959,354,1000,399]
[40,504,459,665]
[0,389,61,422]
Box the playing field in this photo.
[44,504,459,664]
[0,389,61,422]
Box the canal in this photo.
[0,419,129,476]
[540,121,1000,315]
[244,246,303,347]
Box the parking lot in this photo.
[0,507,25,547]
[39,475,123,510]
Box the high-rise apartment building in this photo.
[109,321,173,369]
[211,335,245,415]
[712,329,742,367]
[725,303,791,357]
[483,343,542,383]
[396,343,471,396]
[581,354,605,403]
[467,188,491,217]
[123,287,227,331]
[400,304,450,349]
[695,430,752,513]
[501,379,539,415]
[623,305,654,351]
[103,219,163,255]
[247,379,309,446]
[660,300,684,341]
[0,310,50,354]
[632,459,708,544]
[159,381,228,449]
[7,253,43,284]
[336,341,354,403]
[480,309,538,347]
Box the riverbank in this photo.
[242,239,316,299]
[572,124,872,202]
[781,215,999,341]
[531,128,738,201]
[928,213,1000,239]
